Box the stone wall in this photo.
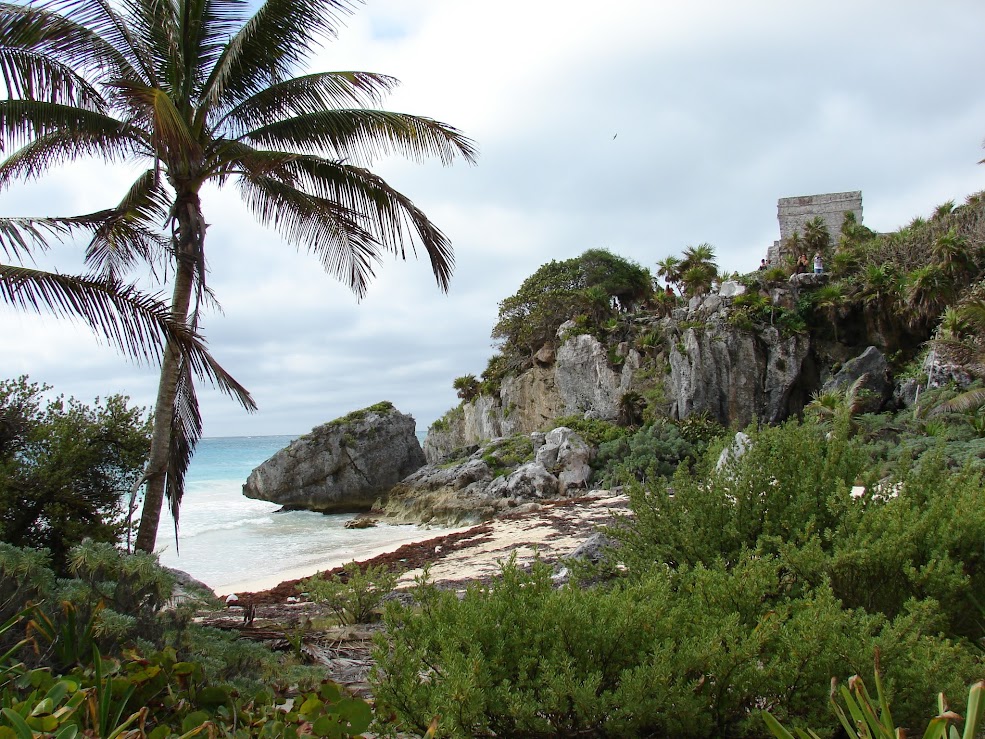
[767,190,863,265]
[778,191,862,243]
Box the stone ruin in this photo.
[766,190,863,266]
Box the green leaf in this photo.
[299,696,323,719]
[963,681,985,739]
[318,682,342,702]
[762,711,798,739]
[181,710,211,734]
[0,708,34,739]
[334,699,372,734]
[196,686,231,708]
[311,714,343,738]
[54,725,78,739]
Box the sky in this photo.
[2,0,985,439]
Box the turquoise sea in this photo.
[155,435,440,594]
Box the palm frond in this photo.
[0,45,104,111]
[201,0,354,109]
[181,335,256,411]
[216,71,399,135]
[177,0,251,108]
[205,139,298,182]
[0,213,92,260]
[0,2,126,108]
[165,360,200,542]
[237,172,381,298]
[244,108,478,166]
[84,169,171,278]
[1,262,256,409]
[45,0,158,85]
[282,156,454,290]
[108,81,200,162]
[927,388,985,417]
[1,263,178,360]
[0,101,143,179]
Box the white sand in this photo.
[397,492,630,588]
[214,525,471,595]
[218,491,630,596]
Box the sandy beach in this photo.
[213,524,472,595]
[237,491,630,602]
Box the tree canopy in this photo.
[491,249,652,362]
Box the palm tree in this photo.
[931,227,973,283]
[802,216,831,269]
[679,243,718,298]
[0,0,476,552]
[904,264,954,329]
[655,255,682,293]
[927,296,985,418]
[1,213,244,391]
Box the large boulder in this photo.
[242,402,426,513]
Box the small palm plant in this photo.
[763,661,984,739]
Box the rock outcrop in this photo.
[424,331,638,464]
[822,346,893,413]
[243,402,426,513]
[382,428,594,526]
[423,276,913,458]
[669,323,811,426]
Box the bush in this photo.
[0,376,150,572]
[372,556,978,738]
[551,415,628,448]
[595,420,697,486]
[613,412,870,575]
[492,250,652,363]
[300,561,398,625]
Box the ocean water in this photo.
[155,435,440,594]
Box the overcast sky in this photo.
[2,0,984,439]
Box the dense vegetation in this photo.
[373,411,985,737]
[485,249,652,387]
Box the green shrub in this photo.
[551,415,627,447]
[595,420,697,486]
[479,434,535,477]
[614,412,869,575]
[372,555,978,738]
[0,376,150,572]
[300,561,398,625]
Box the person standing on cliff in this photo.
[795,254,809,274]
[813,252,823,274]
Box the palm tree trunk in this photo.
[134,192,202,553]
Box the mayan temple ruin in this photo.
[766,190,863,265]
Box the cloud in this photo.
[2,0,984,437]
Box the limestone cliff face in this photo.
[423,332,639,463]
[668,323,811,426]
[425,278,898,460]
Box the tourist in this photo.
[813,252,823,274]
[758,258,768,271]
[795,254,809,274]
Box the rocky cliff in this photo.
[424,277,898,459]
[424,327,640,463]
[243,402,426,513]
